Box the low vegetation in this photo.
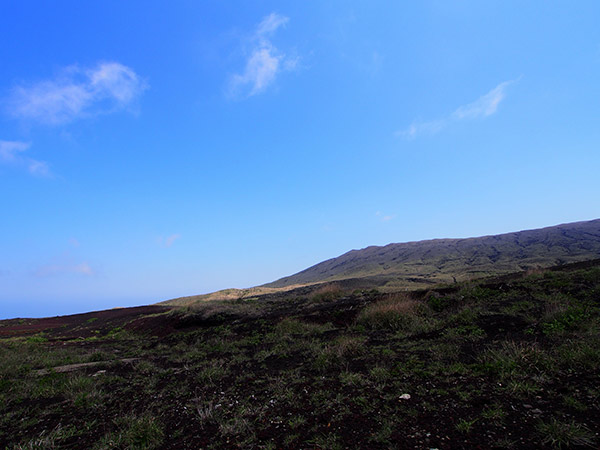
[1,261,600,448]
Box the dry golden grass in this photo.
[357,293,432,333]
[362,293,420,316]
[310,283,344,301]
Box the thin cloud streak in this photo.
[158,234,181,248]
[0,140,51,177]
[9,62,147,125]
[34,262,94,277]
[229,13,297,98]
[165,234,181,248]
[376,211,395,222]
[397,78,519,139]
[0,140,29,162]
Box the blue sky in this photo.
[1,1,599,319]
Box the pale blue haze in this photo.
[1,1,599,318]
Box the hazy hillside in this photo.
[264,219,600,290]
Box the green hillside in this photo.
[264,219,600,291]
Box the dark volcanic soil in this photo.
[0,305,173,339]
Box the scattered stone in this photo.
[523,404,532,409]
[399,394,411,400]
[531,409,542,415]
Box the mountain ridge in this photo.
[263,218,600,290]
[161,218,600,306]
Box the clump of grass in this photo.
[537,418,595,449]
[25,334,48,344]
[480,404,506,423]
[478,341,549,379]
[274,318,334,336]
[443,324,486,341]
[326,335,366,359]
[8,424,79,449]
[456,417,477,433]
[196,359,228,385]
[313,335,366,370]
[542,302,588,336]
[96,415,164,450]
[181,299,262,321]
[311,284,344,302]
[65,374,104,408]
[357,294,434,334]
[553,338,600,369]
[339,371,365,386]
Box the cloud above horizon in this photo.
[0,140,50,176]
[8,62,147,125]
[376,211,395,222]
[229,13,298,98]
[158,234,181,248]
[34,262,94,278]
[397,79,519,139]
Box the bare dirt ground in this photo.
[0,305,173,339]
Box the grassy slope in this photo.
[1,260,599,449]
[265,218,600,291]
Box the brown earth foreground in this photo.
[1,260,599,449]
[0,305,173,340]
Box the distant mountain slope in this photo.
[264,219,600,290]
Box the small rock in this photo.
[531,409,542,415]
[399,394,411,400]
[523,404,533,409]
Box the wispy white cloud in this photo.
[397,79,519,139]
[451,80,513,120]
[165,234,181,248]
[34,262,94,277]
[376,211,395,222]
[8,62,147,125]
[27,159,51,177]
[158,234,181,248]
[229,13,298,98]
[0,140,29,162]
[0,140,51,177]
[256,12,289,36]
